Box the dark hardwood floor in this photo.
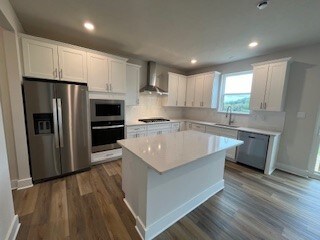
[13,160,320,240]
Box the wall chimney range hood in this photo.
[140,61,168,95]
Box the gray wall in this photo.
[186,43,320,174]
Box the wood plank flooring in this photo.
[13,160,320,240]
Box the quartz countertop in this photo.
[125,119,282,136]
[118,130,243,173]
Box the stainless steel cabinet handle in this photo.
[192,101,194,107]
[53,69,58,78]
[176,100,178,106]
[106,83,109,91]
[92,125,124,130]
[52,99,59,148]
[184,101,186,106]
[110,83,112,92]
[59,69,63,79]
[264,102,267,109]
[57,98,64,147]
[260,102,263,109]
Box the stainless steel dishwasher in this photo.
[236,131,269,170]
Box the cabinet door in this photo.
[126,64,140,105]
[202,73,214,108]
[147,130,159,136]
[191,124,206,133]
[22,38,59,80]
[264,62,287,111]
[194,75,204,107]
[206,126,221,136]
[177,76,187,106]
[250,65,269,111]
[186,76,195,107]
[167,73,179,106]
[136,132,146,138]
[87,53,108,92]
[58,46,87,83]
[108,58,126,93]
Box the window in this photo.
[219,71,253,114]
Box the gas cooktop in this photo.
[138,118,170,123]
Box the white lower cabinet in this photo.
[126,122,182,139]
[191,123,206,133]
[206,126,238,161]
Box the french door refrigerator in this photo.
[23,79,90,182]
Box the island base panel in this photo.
[122,148,226,240]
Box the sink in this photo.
[215,124,240,129]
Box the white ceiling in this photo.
[10,0,320,70]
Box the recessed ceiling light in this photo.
[191,59,197,64]
[84,22,95,31]
[257,1,269,10]
[248,42,258,48]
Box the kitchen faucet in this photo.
[225,106,234,126]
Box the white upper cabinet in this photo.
[186,76,195,107]
[250,65,269,111]
[22,38,59,80]
[250,58,291,112]
[126,63,141,105]
[58,46,87,83]
[87,52,109,92]
[177,75,187,106]
[192,71,220,108]
[22,37,87,83]
[166,73,186,107]
[108,58,126,93]
[21,35,127,87]
[194,75,204,107]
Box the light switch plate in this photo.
[297,112,306,119]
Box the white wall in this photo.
[186,43,320,175]
[0,28,18,183]
[3,30,31,186]
[0,79,18,240]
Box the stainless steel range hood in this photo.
[140,61,168,95]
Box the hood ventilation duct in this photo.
[140,61,168,95]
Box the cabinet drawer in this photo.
[147,123,172,131]
[171,122,180,130]
[191,124,206,133]
[126,125,147,133]
[127,132,146,138]
[219,128,238,138]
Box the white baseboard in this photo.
[133,180,224,240]
[5,215,20,240]
[17,177,33,190]
[11,179,18,190]
[276,162,308,178]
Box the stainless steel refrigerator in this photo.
[23,79,90,182]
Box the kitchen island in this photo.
[118,130,243,240]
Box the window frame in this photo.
[218,70,253,115]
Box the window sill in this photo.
[217,110,251,116]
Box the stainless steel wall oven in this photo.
[90,99,125,152]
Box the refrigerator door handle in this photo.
[57,98,64,147]
[52,99,59,148]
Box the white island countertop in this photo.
[118,130,243,173]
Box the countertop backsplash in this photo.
[125,95,286,132]
[125,95,184,121]
[183,108,286,132]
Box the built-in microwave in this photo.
[90,99,125,153]
[90,99,124,122]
